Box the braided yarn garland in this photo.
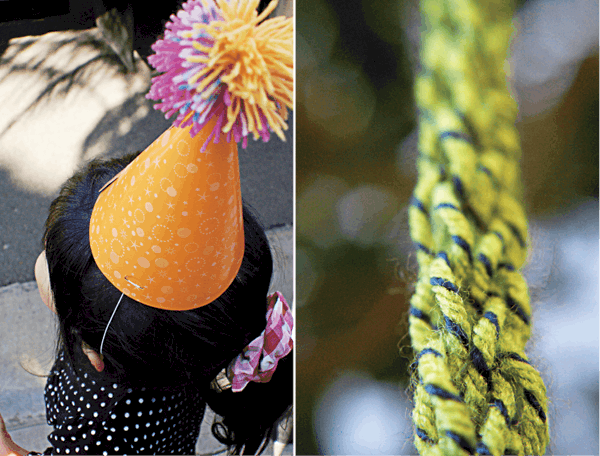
[407,0,549,455]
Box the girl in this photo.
[0,149,292,455]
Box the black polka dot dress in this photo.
[42,352,206,455]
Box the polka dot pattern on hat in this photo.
[89,121,245,311]
[42,352,205,455]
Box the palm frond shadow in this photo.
[0,29,136,141]
[81,91,173,164]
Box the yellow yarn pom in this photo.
[182,0,293,140]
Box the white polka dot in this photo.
[91,430,96,435]
[107,435,112,441]
[124,426,129,431]
[124,412,130,418]
[139,398,144,404]
[138,257,150,268]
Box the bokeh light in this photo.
[314,371,412,454]
[336,185,399,246]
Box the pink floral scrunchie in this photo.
[230,292,293,392]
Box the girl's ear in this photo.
[82,342,105,372]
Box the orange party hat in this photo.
[89,0,292,311]
[89,118,244,310]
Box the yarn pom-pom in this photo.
[147,0,293,150]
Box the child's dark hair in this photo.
[43,151,292,454]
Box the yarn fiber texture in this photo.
[406,0,549,455]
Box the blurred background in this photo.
[296,0,598,454]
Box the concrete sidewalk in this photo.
[0,225,292,455]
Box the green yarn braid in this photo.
[407,0,549,455]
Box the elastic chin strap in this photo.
[100,292,125,356]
